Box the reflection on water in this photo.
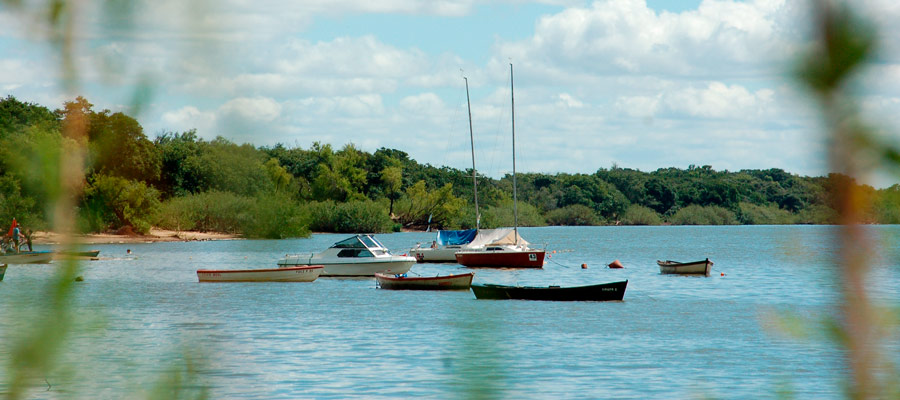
[1,226,897,398]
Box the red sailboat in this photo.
[455,63,545,269]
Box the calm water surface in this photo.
[1,225,898,399]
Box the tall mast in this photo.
[464,76,480,230]
[510,63,518,244]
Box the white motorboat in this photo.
[277,234,416,277]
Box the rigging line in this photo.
[483,68,509,184]
[546,255,582,269]
[439,81,466,173]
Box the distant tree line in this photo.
[1,95,898,238]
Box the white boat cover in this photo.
[466,228,530,248]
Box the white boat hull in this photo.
[409,246,463,262]
[278,255,414,277]
[198,266,323,282]
[0,251,54,264]
[658,259,713,275]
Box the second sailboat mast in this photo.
[510,63,518,244]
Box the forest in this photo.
[2,95,899,239]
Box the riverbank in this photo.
[31,229,241,245]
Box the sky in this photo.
[2,0,900,184]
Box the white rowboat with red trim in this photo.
[197,265,323,282]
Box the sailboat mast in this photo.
[464,76,480,230]
[510,63,518,244]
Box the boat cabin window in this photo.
[336,249,375,258]
[486,246,503,251]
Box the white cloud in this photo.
[219,97,282,122]
[160,106,217,135]
[497,0,804,79]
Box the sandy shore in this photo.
[31,229,241,245]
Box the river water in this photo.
[1,225,898,399]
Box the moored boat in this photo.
[0,264,6,281]
[278,234,415,277]
[471,280,628,301]
[375,271,474,290]
[197,265,323,282]
[410,229,478,262]
[455,64,545,269]
[455,246,545,268]
[657,259,713,275]
[0,251,54,264]
[54,250,101,260]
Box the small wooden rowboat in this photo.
[197,265,323,282]
[657,259,713,275]
[375,272,474,290]
[471,280,627,301]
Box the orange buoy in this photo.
[608,259,624,269]
[721,272,725,276]
[552,250,556,254]
[581,263,588,269]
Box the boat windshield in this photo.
[360,235,382,249]
[333,236,366,249]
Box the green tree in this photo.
[81,174,161,233]
[87,109,161,181]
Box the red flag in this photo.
[7,218,16,236]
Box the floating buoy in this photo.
[608,259,624,269]
[581,263,588,269]
[552,250,556,254]
[721,272,725,276]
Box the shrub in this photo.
[667,205,738,225]
[154,191,310,238]
[737,202,795,224]
[545,205,599,226]
[480,199,547,228]
[620,204,662,225]
[82,174,161,234]
[306,200,393,233]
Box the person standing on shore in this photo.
[11,225,22,253]
[23,228,33,252]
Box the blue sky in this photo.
[2,0,900,185]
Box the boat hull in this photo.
[375,272,474,290]
[54,250,101,260]
[657,259,712,275]
[455,250,544,268]
[197,266,323,282]
[409,247,463,262]
[0,251,54,264]
[0,264,6,281]
[278,257,414,277]
[471,280,627,301]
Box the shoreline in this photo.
[31,229,241,245]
